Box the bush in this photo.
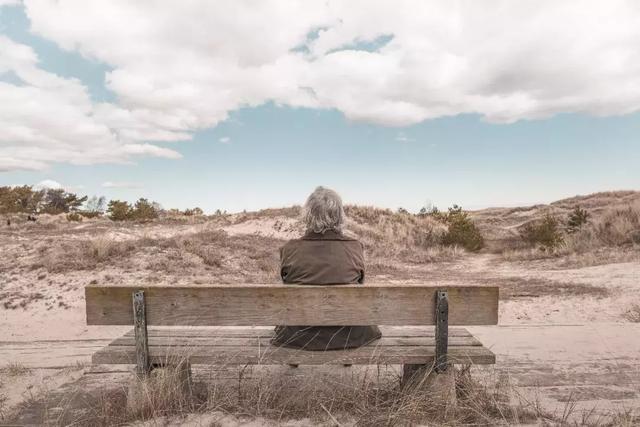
[595,205,640,245]
[66,212,83,222]
[521,213,564,249]
[79,211,102,219]
[566,206,589,233]
[107,200,132,221]
[418,204,445,221]
[130,198,159,221]
[183,207,203,216]
[106,198,160,222]
[40,189,87,214]
[0,185,88,215]
[441,205,485,252]
[0,185,43,214]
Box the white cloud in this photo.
[102,181,142,189]
[3,1,640,171]
[34,179,63,190]
[0,35,184,172]
[395,132,414,143]
[218,136,231,144]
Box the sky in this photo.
[1,1,639,213]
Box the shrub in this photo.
[130,198,159,221]
[66,212,83,222]
[0,185,90,215]
[521,213,564,249]
[418,204,445,220]
[0,185,44,214]
[40,189,88,214]
[107,200,132,221]
[79,211,102,219]
[595,205,640,245]
[183,207,203,216]
[441,205,485,252]
[566,206,589,233]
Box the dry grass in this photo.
[32,237,136,273]
[10,193,639,279]
[1,363,30,377]
[499,201,640,267]
[345,205,451,263]
[76,363,538,426]
[21,229,282,282]
[1,290,46,310]
[623,304,640,322]
[62,360,640,426]
[142,230,282,282]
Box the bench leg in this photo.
[402,363,428,386]
[126,360,193,414]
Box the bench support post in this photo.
[401,289,451,386]
[434,290,449,373]
[133,290,151,377]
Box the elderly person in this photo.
[271,186,382,351]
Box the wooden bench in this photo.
[85,284,498,382]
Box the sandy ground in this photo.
[1,213,639,424]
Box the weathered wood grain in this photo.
[121,326,475,338]
[132,290,150,376]
[435,290,449,372]
[92,344,495,365]
[109,335,483,347]
[86,284,499,326]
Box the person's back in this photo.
[271,187,382,351]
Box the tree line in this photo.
[0,185,176,221]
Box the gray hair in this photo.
[303,186,345,234]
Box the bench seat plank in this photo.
[110,336,482,347]
[92,344,495,365]
[121,326,476,338]
[93,327,494,365]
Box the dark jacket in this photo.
[271,230,382,351]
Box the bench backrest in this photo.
[86,284,498,326]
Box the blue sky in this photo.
[1,1,639,213]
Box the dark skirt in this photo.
[271,325,382,351]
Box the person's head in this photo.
[303,186,345,234]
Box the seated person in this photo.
[271,186,382,351]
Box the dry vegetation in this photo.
[17,361,636,427]
[75,365,529,426]
[1,191,639,312]
[478,192,640,267]
[1,191,640,425]
[623,304,640,322]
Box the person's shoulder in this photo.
[281,238,300,249]
[341,229,360,241]
[340,232,364,251]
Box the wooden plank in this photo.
[86,284,499,326]
[109,335,483,347]
[122,326,474,338]
[132,290,151,376]
[91,344,495,365]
